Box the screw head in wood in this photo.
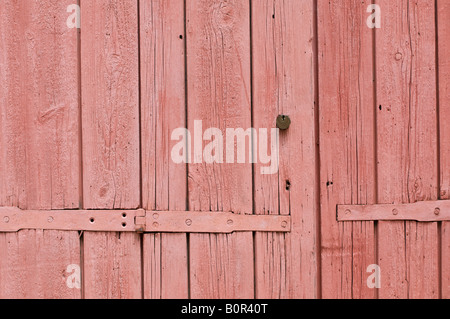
[48,216,54,223]
[392,209,399,216]
[3,216,9,223]
[434,208,440,216]
[186,219,192,226]
[227,219,234,226]
[276,115,291,130]
[281,221,288,228]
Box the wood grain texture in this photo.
[252,0,317,299]
[81,0,140,210]
[140,0,188,299]
[81,0,141,298]
[83,232,141,299]
[186,0,254,299]
[0,0,81,299]
[438,0,450,300]
[0,230,80,299]
[376,0,439,299]
[318,0,376,299]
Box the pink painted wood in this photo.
[318,0,376,299]
[0,0,81,299]
[438,0,450,300]
[376,0,439,299]
[140,0,188,299]
[0,0,447,300]
[252,0,317,299]
[186,0,254,299]
[81,0,141,299]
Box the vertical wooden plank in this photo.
[81,0,141,299]
[140,0,188,299]
[437,0,450,300]
[83,232,141,298]
[0,0,81,299]
[252,0,317,299]
[376,0,439,299]
[318,0,376,299]
[186,0,254,299]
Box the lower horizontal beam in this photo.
[338,200,450,222]
[0,207,290,233]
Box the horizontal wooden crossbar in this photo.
[0,207,290,233]
[337,200,450,222]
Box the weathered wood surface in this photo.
[318,0,376,299]
[376,0,439,299]
[252,0,317,299]
[0,0,81,299]
[140,0,188,299]
[0,0,447,299]
[438,0,450,300]
[81,0,141,299]
[186,0,254,299]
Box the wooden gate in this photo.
[0,0,448,299]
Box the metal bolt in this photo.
[392,209,399,216]
[281,221,288,229]
[434,208,440,216]
[48,216,54,223]
[3,216,9,223]
[186,219,192,227]
[276,115,291,130]
[395,52,403,61]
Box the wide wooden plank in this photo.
[139,0,188,299]
[376,0,439,299]
[438,0,450,300]
[0,0,81,299]
[81,0,141,299]
[186,0,254,299]
[318,0,376,299]
[252,0,317,299]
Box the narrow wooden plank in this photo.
[318,0,376,299]
[437,0,450,300]
[0,0,81,299]
[376,0,439,299]
[140,0,188,299]
[252,0,317,299]
[186,0,254,299]
[81,0,141,299]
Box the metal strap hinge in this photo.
[337,199,450,222]
[0,207,291,234]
